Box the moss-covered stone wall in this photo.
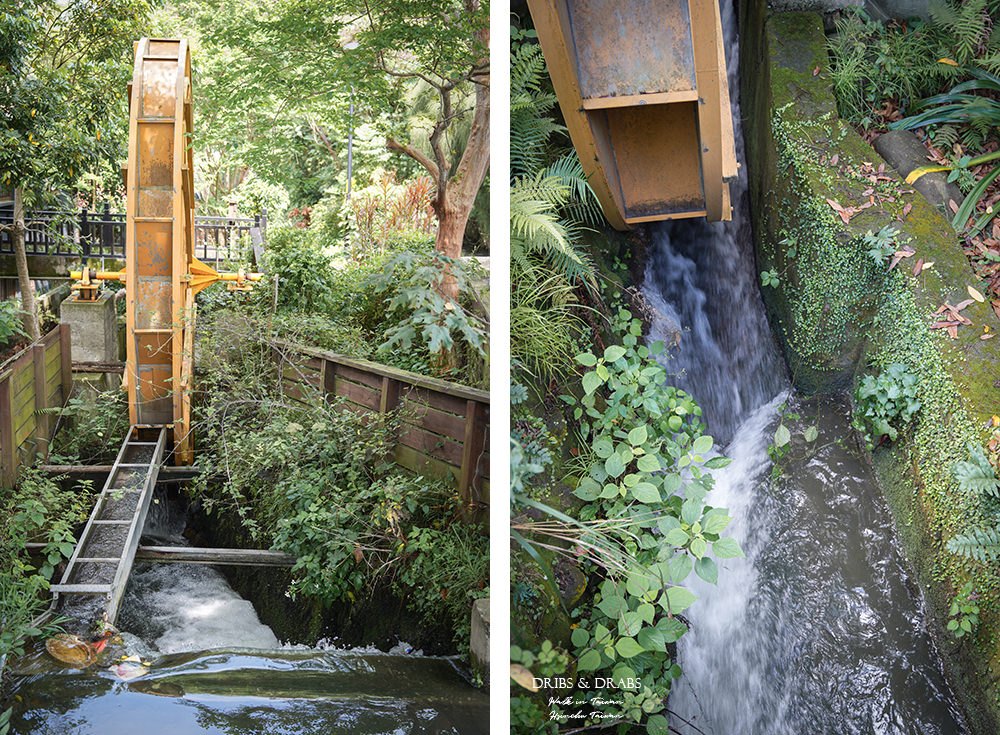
[741,7,1000,730]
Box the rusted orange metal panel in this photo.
[527,0,737,227]
[125,39,195,463]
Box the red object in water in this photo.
[91,631,115,653]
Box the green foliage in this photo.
[510,29,561,177]
[947,525,1000,562]
[864,225,901,265]
[952,442,1000,496]
[511,273,585,381]
[853,363,921,447]
[394,525,488,656]
[262,227,338,314]
[513,310,743,729]
[928,0,1000,70]
[827,10,951,126]
[760,269,780,288]
[947,581,980,638]
[191,337,487,651]
[509,31,600,287]
[0,299,27,347]
[1,469,92,682]
[0,0,153,197]
[369,249,488,358]
[49,389,129,465]
[891,67,1000,232]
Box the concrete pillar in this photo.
[470,597,489,685]
[59,291,117,363]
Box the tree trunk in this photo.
[12,187,40,341]
[432,75,491,301]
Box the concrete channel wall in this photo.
[741,7,1000,730]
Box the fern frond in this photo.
[952,442,1000,496]
[947,525,1000,562]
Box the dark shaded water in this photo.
[3,494,488,734]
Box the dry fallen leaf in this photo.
[948,325,958,339]
[954,299,976,311]
[981,333,995,340]
[913,258,923,276]
[922,261,935,270]
[950,199,959,214]
[968,285,986,302]
[813,65,820,76]
[510,663,539,692]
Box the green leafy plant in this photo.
[0,299,27,347]
[853,363,921,447]
[1,469,91,687]
[864,225,902,265]
[261,226,338,314]
[946,443,1000,562]
[513,309,742,730]
[947,581,980,638]
[369,249,488,360]
[760,268,780,288]
[190,334,487,653]
[891,66,1000,233]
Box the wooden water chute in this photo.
[526,0,739,228]
[71,38,260,464]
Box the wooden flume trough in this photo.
[526,0,739,228]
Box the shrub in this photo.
[261,227,337,314]
[190,335,488,652]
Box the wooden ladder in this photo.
[50,426,166,624]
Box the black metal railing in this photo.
[0,204,267,267]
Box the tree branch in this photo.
[385,137,440,184]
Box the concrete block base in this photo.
[470,597,489,686]
[60,292,117,364]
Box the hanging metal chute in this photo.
[526,0,739,228]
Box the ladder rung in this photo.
[51,584,112,594]
[127,442,159,446]
[73,557,121,563]
[136,117,174,123]
[133,217,172,223]
[92,519,132,525]
[116,463,153,468]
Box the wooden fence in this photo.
[0,325,71,487]
[274,342,490,507]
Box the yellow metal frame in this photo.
[71,38,260,465]
[526,0,738,228]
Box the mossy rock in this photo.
[742,8,1000,731]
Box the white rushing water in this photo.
[118,492,279,653]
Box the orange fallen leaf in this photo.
[950,199,959,214]
[913,258,923,276]
[813,66,821,76]
[948,325,958,339]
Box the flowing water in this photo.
[640,1,970,732]
[3,494,488,734]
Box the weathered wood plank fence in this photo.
[0,325,71,487]
[274,342,490,507]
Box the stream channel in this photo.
[3,494,488,734]
[639,1,971,732]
